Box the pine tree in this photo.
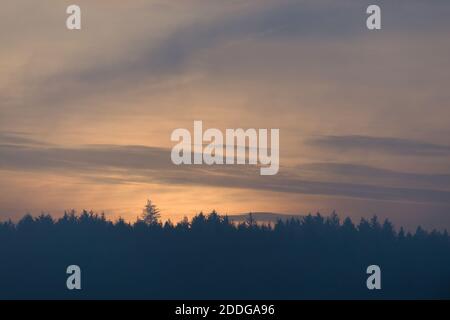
[142,199,161,225]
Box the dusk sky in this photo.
[1,0,450,230]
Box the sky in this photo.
[1,0,450,230]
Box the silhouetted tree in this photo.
[398,227,406,240]
[246,212,256,228]
[141,199,161,225]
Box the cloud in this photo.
[19,0,418,111]
[0,132,52,147]
[1,134,450,206]
[31,1,363,99]
[59,0,450,87]
[299,162,450,189]
[309,135,450,157]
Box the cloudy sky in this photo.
[1,0,450,230]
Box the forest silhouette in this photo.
[0,200,449,299]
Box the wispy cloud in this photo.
[309,135,450,157]
[0,132,52,147]
[1,134,450,205]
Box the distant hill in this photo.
[227,212,304,224]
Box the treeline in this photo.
[0,206,449,299]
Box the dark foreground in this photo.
[0,210,449,299]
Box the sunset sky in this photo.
[1,0,450,230]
